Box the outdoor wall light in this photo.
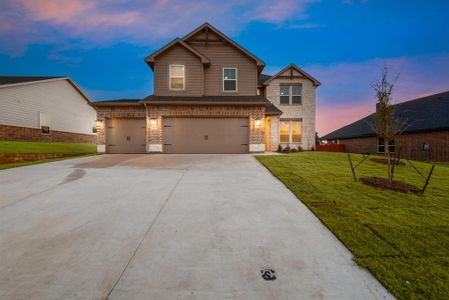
[95,119,103,127]
[254,119,261,128]
[150,118,158,129]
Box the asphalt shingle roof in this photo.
[142,95,270,104]
[265,104,283,115]
[0,76,64,86]
[258,74,271,86]
[321,91,449,140]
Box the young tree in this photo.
[371,66,403,183]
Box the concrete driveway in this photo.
[0,154,393,300]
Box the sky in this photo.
[1,0,448,135]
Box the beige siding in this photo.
[0,80,97,135]
[265,77,316,150]
[154,44,204,96]
[189,44,257,96]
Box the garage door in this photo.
[106,118,146,153]
[163,118,249,154]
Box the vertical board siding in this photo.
[154,44,204,96]
[0,80,97,135]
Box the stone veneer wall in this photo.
[265,78,316,150]
[0,124,96,143]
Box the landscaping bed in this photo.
[256,152,449,299]
[370,157,405,165]
[360,176,421,193]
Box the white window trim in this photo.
[280,84,302,105]
[223,67,238,92]
[169,64,185,91]
[280,120,302,143]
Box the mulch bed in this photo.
[370,158,405,165]
[360,176,421,194]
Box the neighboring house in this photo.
[0,76,97,143]
[92,23,320,154]
[321,91,449,162]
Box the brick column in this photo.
[249,106,265,152]
[147,108,163,152]
[96,115,106,153]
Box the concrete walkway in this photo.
[0,154,393,300]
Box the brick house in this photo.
[0,76,97,143]
[92,23,320,154]
[321,91,449,162]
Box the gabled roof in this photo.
[91,99,143,106]
[0,76,64,86]
[0,76,92,103]
[182,23,265,69]
[258,74,272,86]
[144,38,211,69]
[321,90,449,140]
[262,64,321,87]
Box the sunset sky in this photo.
[1,0,448,135]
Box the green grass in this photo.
[0,141,96,154]
[256,152,449,300]
[0,154,97,170]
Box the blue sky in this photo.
[1,0,448,134]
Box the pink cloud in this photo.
[310,53,449,136]
[0,0,316,56]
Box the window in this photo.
[280,86,290,104]
[291,121,302,142]
[280,120,302,143]
[377,138,395,153]
[280,84,302,105]
[280,121,290,142]
[292,85,302,104]
[169,65,185,90]
[223,68,237,91]
[39,112,50,135]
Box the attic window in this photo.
[169,65,185,90]
[223,68,237,91]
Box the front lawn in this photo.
[0,154,96,170]
[256,152,449,300]
[0,141,96,154]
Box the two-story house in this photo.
[92,23,320,154]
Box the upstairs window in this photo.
[223,68,237,91]
[170,65,185,90]
[280,86,290,104]
[280,84,302,105]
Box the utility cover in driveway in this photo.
[163,117,249,154]
[106,118,146,154]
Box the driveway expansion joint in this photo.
[104,168,188,300]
